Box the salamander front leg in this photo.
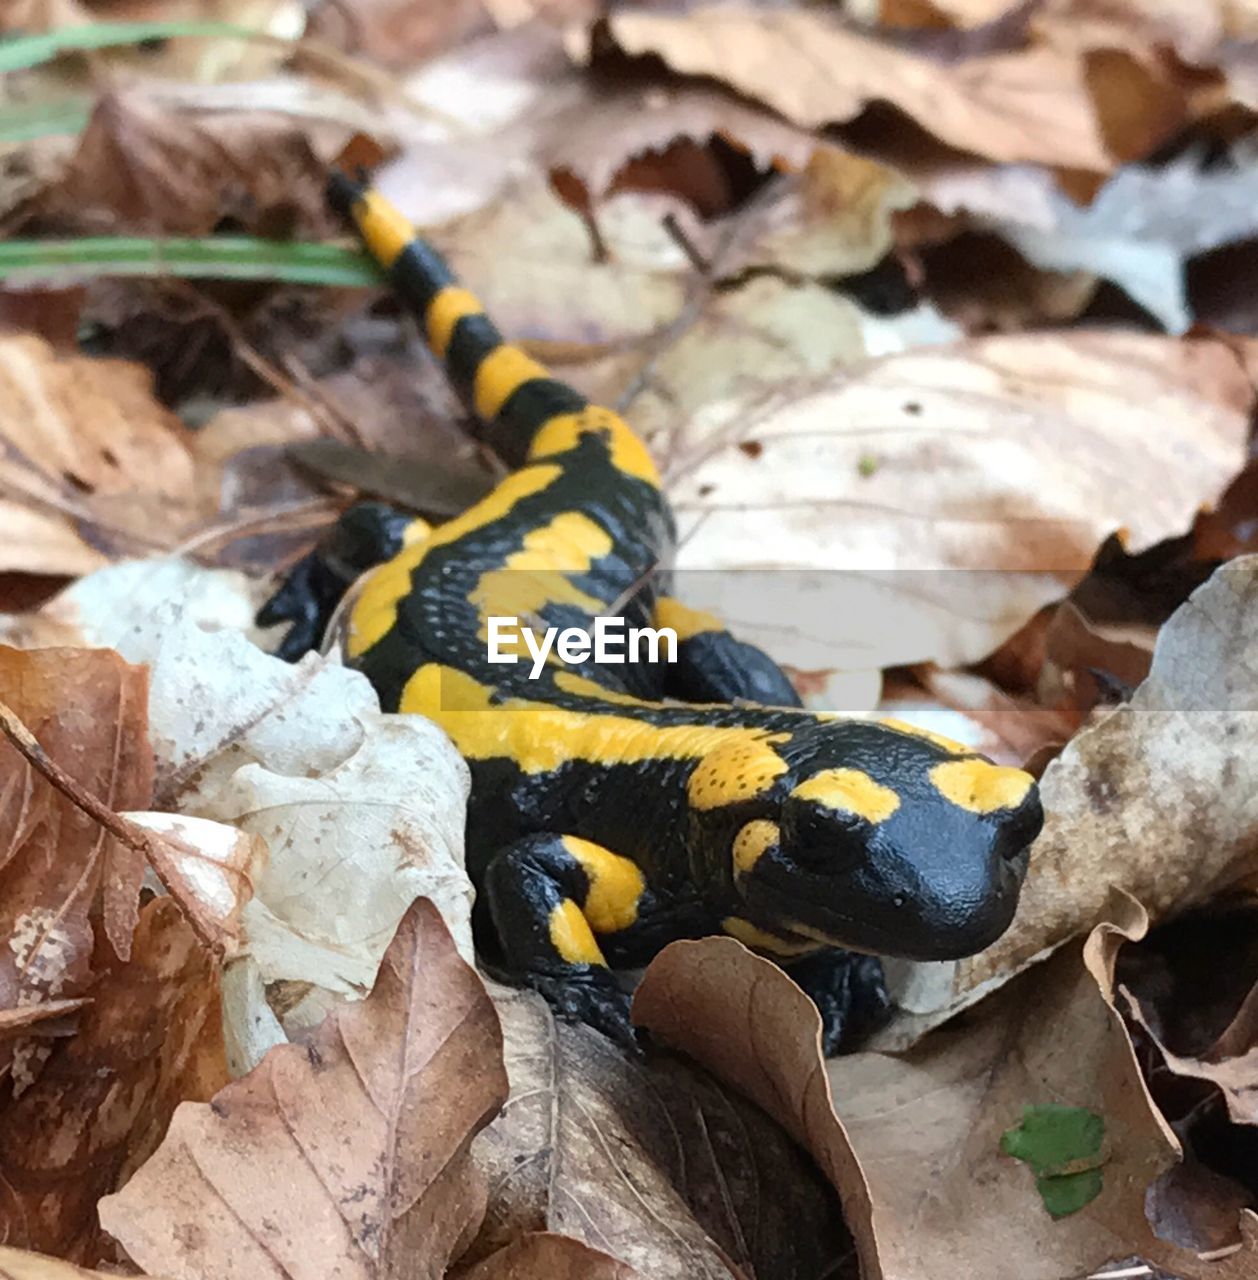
[481,833,647,1050]
[257,502,424,661]
[785,949,892,1056]
[655,596,802,708]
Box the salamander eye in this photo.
[780,791,877,871]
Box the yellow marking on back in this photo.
[400,664,791,775]
[347,464,562,658]
[473,345,551,422]
[529,405,661,487]
[562,836,644,934]
[732,819,780,875]
[469,511,611,661]
[402,518,432,546]
[548,900,605,966]
[930,759,1033,814]
[353,189,414,268]
[879,717,971,756]
[791,768,900,824]
[653,596,721,641]
[553,672,647,706]
[722,917,819,958]
[687,737,790,811]
[426,286,483,358]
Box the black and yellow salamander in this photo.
[260,173,1044,1054]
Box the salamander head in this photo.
[721,724,1043,961]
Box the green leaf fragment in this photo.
[0,21,266,74]
[1001,1104,1106,1218]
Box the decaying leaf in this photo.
[0,899,226,1263]
[463,982,847,1278]
[462,1234,642,1280]
[663,333,1250,671]
[575,7,1113,170]
[0,335,212,573]
[0,646,152,1075]
[99,899,508,1280]
[632,918,1258,1280]
[959,555,1258,994]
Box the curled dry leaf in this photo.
[957,556,1258,995]
[99,899,508,1280]
[0,898,227,1263]
[0,335,212,574]
[633,921,1258,1280]
[79,575,471,1062]
[463,982,845,1278]
[575,7,1112,170]
[0,646,152,1076]
[664,332,1250,671]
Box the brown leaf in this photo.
[0,335,212,572]
[964,556,1258,992]
[462,982,846,1278]
[576,7,1113,170]
[0,647,152,1066]
[99,899,507,1280]
[462,1233,642,1280]
[0,898,226,1263]
[35,93,334,238]
[663,332,1250,672]
[632,919,1258,1279]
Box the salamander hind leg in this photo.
[257,502,425,661]
[481,833,650,1050]
[655,596,803,708]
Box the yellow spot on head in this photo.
[653,596,721,641]
[688,738,789,811]
[930,758,1033,814]
[791,767,900,824]
[473,345,551,422]
[528,405,661,487]
[733,819,779,876]
[561,836,644,934]
[353,190,414,269]
[878,717,971,756]
[426,286,483,358]
[721,916,819,958]
[548,899,605,966]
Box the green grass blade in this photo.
[0,97,92,142]
[0,21,268,74]
[0,237,381,287]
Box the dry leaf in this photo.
[38,92,334,237]
[463,1234,642,1280]
[0,335,211,572]
[663,332,1250,671]
[633,919,1258,1280]
[576,7,1113,170]
[0,899,226,1263]
[462,982,845,1277]
[0,647,152,1057]
[961,555,1258,992]
[99,899,508,1280]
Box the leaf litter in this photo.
[8,0,1258,1277]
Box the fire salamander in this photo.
[259,174,1044,1054]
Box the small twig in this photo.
[0,700,225,958]
[662,211,710,275]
